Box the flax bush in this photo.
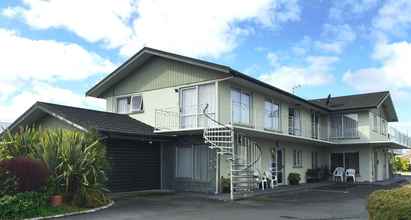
[0,128,110,208]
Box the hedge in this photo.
[367,185,411,220]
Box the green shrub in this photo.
[0,166,17,197]
[0,128,110,208]
[221,176,231,193]
[367,185,411,220]
[0,191,50,219]
[392,157,410,172]
[288,173,301,185]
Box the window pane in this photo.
[330,153,344,172]
[264,101,273,129]
[241,93,250,124]
[181,88,197,128]
[117,97,130,114]
[294,110,301,135]
[193,145,209,181]
[231,89,241,124]
[343,113,358,137]
[272,104,280,130]
[345,152,359,174]
[176,147,193,178]
[198,84,216,127]
[131,95,143,112]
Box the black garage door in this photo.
[105,138,161,193]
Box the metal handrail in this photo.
[202,104,231,129]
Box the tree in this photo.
[392,157,410,172]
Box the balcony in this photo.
[154,105,216,131]
[388,126,411,147]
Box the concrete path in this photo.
[61,184,397,220]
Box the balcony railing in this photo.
[155,105,216,131]
[388,126,411,147]
[154,107,410,148]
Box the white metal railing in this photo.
[389,126,411,147]
[155,104,216,131]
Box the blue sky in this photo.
[1,0,411,132]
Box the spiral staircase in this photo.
[202,105,262,200]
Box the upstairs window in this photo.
[231,89,251,125]
[117,95,144,114]
[117,97,131,114]
[330,113,359,138]
[264,100,280,131]
[288,108,301,136]
[131,95,144,112]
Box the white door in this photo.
[181,87,197,128]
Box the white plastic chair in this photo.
[261,172,269,190]
[333,167,345,182]
[345,169,356,183]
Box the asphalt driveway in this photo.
[61,184,393,220]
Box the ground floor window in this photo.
[330,152,360,174]
[293,149,303,168]
[176,145,209,181]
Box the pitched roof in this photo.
[309,91,389,111]
[86,47,329,111]
[9,102,155,136]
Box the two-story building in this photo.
[8,47,411,200]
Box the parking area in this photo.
[61,184,396,220]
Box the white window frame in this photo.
[231,88,252,126]
[179,83,216,129]
[293,149,303,168]
[289,108,302,136]
[330,113,359,138]
[264,99,281,131]
[116,94,144,114]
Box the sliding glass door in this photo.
[180,83,216,129]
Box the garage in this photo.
[7,102,171,194]
[105,138,161,193]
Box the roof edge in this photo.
[86,47,232,98]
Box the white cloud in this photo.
[372,0,411,36]
[329,0,379,21]
[266,52,279,66]
[0,28,114,82]
[315,24,356,54]
[4,0,301,58]
[0,81,105,123]
[343,41,411,92]
[3,0,136,49]
[259,55,337,92]
[0,28,113,122]
[291,36,312,56]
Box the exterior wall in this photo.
[162,135,217,193]
[36,115,77,130]
[103,57,229,127]
[372,147,391,181]
[130,87,179,127]
[104,57,229,113]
